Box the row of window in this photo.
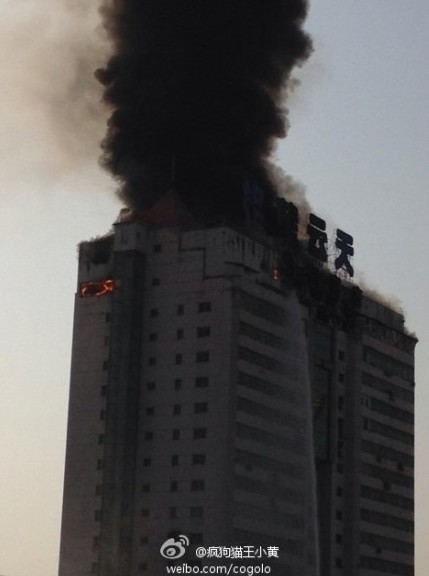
[149,302,211,318]
[362,316,415,354]
[236,423,305,455]
[236,396,304,430]
[234,501,304,531]
[140,506,204,519]
[142,428,208,442]
[368,397,413,425]
[239,346,285,374]
[97,453,207,470]
[234,474,305,505]
[239,290,287,326]
[144,402,208,417]
[235,449,305,480]
[149,326,211,342]
[360,462,413,488]
[238,371,296,404]
[363,418,413,446]
[362,372,414,403]
[239,321,288,351]
[361,439,413,468]
[148,376,209,391]
[363,347,414,382]
[361,485,413,510]
[148,351,210,366]
[360,531,413,555]
[102,376,209,397]
[361,508,413,533]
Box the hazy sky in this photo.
[1,1,427,574]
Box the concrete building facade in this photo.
[59,216,415,576]
[305,291,415,576]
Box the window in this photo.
[336,487,343,497]
[172,429,180,440]
[152,278,160,286]
[148,357,157,366]
[138,563,147,572]
[190,506,204,518]
[93,536,99,549]
[95,510,102,521]
[169,507,177,519]
[191,480,205,491]
[98,434,105,445]
[197,327,210,338]
[142,484,150,492]
[170,481,178,492]
[95,484,103,496]
[338,396,344,410]
[174,379,182,390]
[336,534,342,544]
[100,410,105,421]
[147,381,156,390]
[150,308,158,318]
[194,403,208,414]
[336,511,343,520]
[173,405,181,416]
[338,373,345,383]
[149,333,158,342]
[97,459,104,470]
[105,313,111,322]
[140,536,149,544]
[141,508,150,517]
[198,302,211,313]
[175,354,183,365]
[338,350,345,361]
[153,244,162,253]
[239,291,285,325]
[101,385,108,396]
[196,352,209,363]
[146,407,154,416]
[177,304,184,315]
[335,558,342,568]
[91,563,99,574]
[177,329,184,340]
[171,455,179,466]
[193,428,207,439]
[239,321,287,350]
[195,377,208,388]
[143,458,152,467]
[102,360,109,371]
[145,431,154,440]
[192,454,206,465]
[239,346,284,374]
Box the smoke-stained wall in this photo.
[98,0,311,224]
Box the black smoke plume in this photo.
[97,0,312,225]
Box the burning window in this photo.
[80,278,117,298]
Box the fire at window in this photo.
[80,279,117,298]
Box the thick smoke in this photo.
[98,0,312,224]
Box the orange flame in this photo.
[80,278,117,298]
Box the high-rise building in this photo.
[59,198,415,576]
[307,294,415,576]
